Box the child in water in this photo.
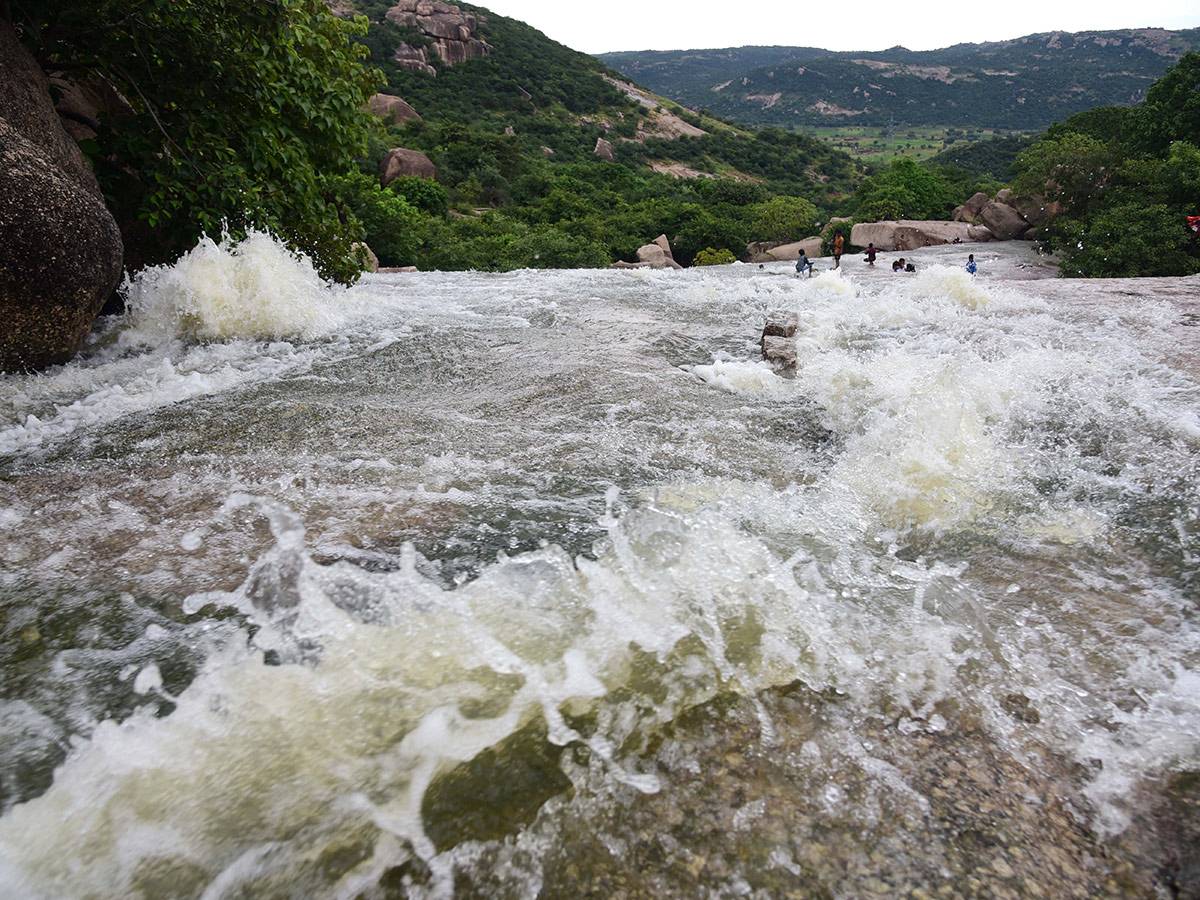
[966,254,977,275]
[795,251,814,277]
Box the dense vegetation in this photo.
[23,0,1197,280]
[1010,51,1200,277]
[926,136,1035,181]
[13,0,381,283]
[602,29,1200,132]
[337,1,866,270]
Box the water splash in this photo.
[121,230,343,346]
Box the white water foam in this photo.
[1,240,1198,895]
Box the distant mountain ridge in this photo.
[601,28,1200,131]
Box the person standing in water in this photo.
[966,253,977,275]
[833,231,845,269]
[864,242,877,266]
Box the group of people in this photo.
[795,241,979,277]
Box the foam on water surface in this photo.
[1,236,1198,897]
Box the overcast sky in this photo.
[476,1,1200,55]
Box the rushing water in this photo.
[1,233,1198,899]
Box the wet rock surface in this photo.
[436,687,1194,899]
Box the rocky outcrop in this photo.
[392,43,437,77]
[851,220,980,251]
[368,93,422,126]
[1011,195,1059,228]
[594,138,615,162]
[0,21,123,372]
[953,191,991,222]
[749,237,823,262]
[385,1,492,73]
[379,148,437,185]
[979,200,1031,240]
[635,235,683,269]
[613,235,683,270]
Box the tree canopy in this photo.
[14,0,382,282]
[1011,52,1200,278]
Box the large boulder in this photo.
[979,201,1031,241]
[379,148,437,185]
[0,21,123,372]
[594,137,615,162]
[960,190,988,217]
[0,119,123,371]
[851,220,975,251]
[367,93,422,126]
[651,234,678,264]
[751,237,823,262]
[0,23,102,199]
[1010,195,1059,228]
[634,242,683,269]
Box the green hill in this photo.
[349,2,860,192]
[601,28,1200,132]
[321,1,868,270]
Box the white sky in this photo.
[475,0,1200,55]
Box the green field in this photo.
[795,126,1033,165]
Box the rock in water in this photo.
[0,21,122,372]
[761,310,799,369]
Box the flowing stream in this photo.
[1,234,1198,899]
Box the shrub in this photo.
[694,247,737,266]
[750,196,819,245]
[388,176,449,216]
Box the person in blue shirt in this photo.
[796,251,814,277]
[966,253,977,275]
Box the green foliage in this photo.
[750,196,819,244]
[20,0,383,283]
[1130,51,1200,156]
[700,179,771,206]
[1043,105,1135,151]
[927,136,1035,180]
[852,159,955,221]
[388,175,449,216]
[1013,133,1114,215]
[694,247,737,266]
[1013,52,1200,278]
[329,173,420,267]
[1049,204,1200,278]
